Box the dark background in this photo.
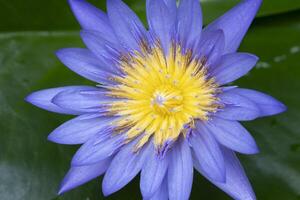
[0,0,300,199]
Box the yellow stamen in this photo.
[107,42,219,151]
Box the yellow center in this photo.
[106,42,219,151]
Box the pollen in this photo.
[106,42,219,151]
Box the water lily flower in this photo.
[26,0,286,199]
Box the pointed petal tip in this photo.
[55,48,76,66]
[235,134,260,155]
[204,0,262,53]
[24,93,34,105]
[275,102,288,114]
[25,90,58,112]
[68,0,90,15]
[47,131,65,144]
[213,52,259,85]
[55,48,66,59]
[281,104,288,113]
[240,136,260,155]
[102,183,114,197]
[68,0,90,12]
[245,144,260,155]
[249,0,263,6]
[24,87,89,115]
[70,156,83,167]
[57,178,73,196]
[57,187,66,196]
[204,118,260,154]
[194,147,256,200]
[248,53,259,62]
[233,88,287,117]
[25,91,45,107]
[47,133,56,143]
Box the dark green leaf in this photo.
[1,0,300,30]
[202,0,300,24]
[0,0,146,31]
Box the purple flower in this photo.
[26,0,286,199]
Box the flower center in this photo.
[151,85,183,115]
[106,42,219,152]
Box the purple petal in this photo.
[146,0,176,54]
[232,88,287,117]
[177,0,202,48]
[102,140,151,196]
[58,157,111,194]
[197,30,225,68]
[203,0,262,53]
[72,132,125,166]
[190,121,225,182]
[220,86,238,92]
[56,48,116,84]
[194,146,256,200]
[148,178,168,200]
[168,139,193,200]
[80,30,123,68]
[211,53,258,85]
[52,86,113,113]
[216,90,261,121]
[163,0,177,17]
[48,114,116,145]
[140,144,168,199]
[107,0,147,51]
[25,86,90,115]
[68,0,117,43]
[202,117,259,154]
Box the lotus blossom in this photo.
[26,0,286,199]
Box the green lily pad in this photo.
[0,8,299,200]
[1,0,300,31]
[0,0,145,31]
[201,0,300,24]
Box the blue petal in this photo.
[211,53,258,85]
[146,0,176,54]
[220,86,238,92]
[25,86,90,115]
[163,0,177,17]
[68,0,117,43]
[102,140,151,196]
[72,132,125,166]
[232,88,287,117]
[190,121,225,182]
[197,30,225,68]
[203,0,262,53]
[194,146,256,200]
[48,114,116,145]
[52,87,113,113]
[168,139,193,200]
[80,30,123,68]
[56,48,116,84]
[140,143,168,199]
[107,0,147,51]
[200,117,259,154]
[217,90,261,121]
[177,0,202,48]
[58,157,111,194]
[148,177,168,200]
